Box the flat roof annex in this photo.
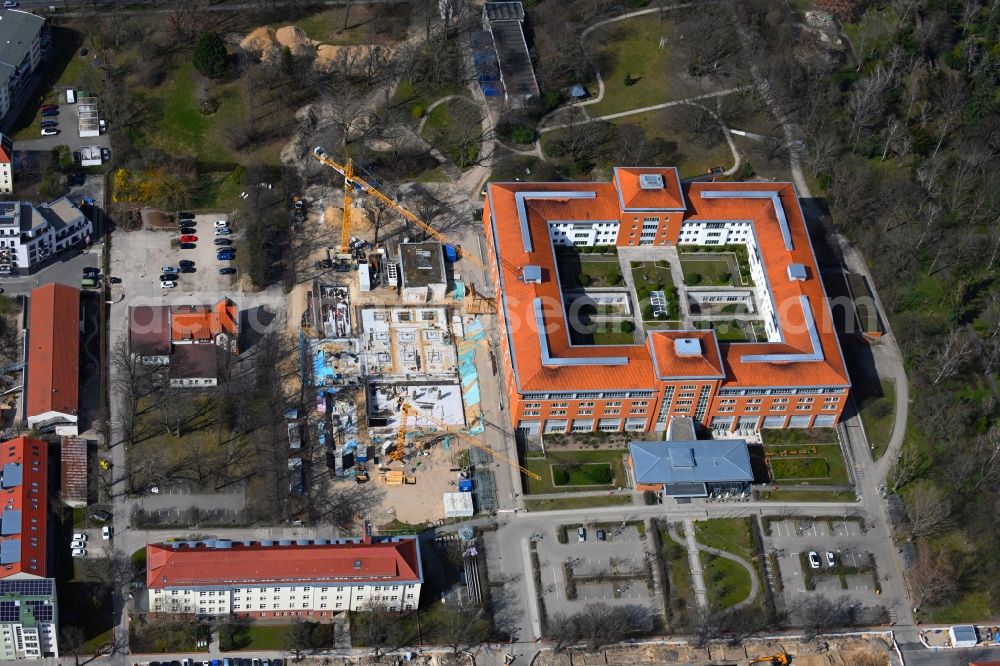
[629,439,752,485]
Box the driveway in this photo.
[12,99,111,153]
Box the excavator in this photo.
[749,655,789,665]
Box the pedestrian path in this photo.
[674,519,708,609]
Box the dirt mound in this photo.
[314,44,396,74]
[240,27,281,63]
[275,25,317,56]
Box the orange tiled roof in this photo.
[615,167,685,210]
[147,539,421,588]
[0,436,48,578]
[648,330,725,379]
[0,135,12,165]
[26,283,79,418]
[170,298,237,343]
[485,175,849,393]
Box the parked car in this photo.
[40,109,58,117]
[72,533,87,541]
[214,226,230,236]
[40,128,59,136]
[214,219,228,227]
[160,280,176,289]
[578,527,586,542]
[90,509,111,522]
[40,103,56,111]
[71,548,86,557]
[83,267,99,276]
[101,147,110,161]
[70,540,85,549]
[179,234,197,243]
[179,211,195,220]
[40,120,58,129]
[808,551,821,569]
[214,238,232,246]
[180,242,196,249]
[109,276,122,284]
[179,260,195,268]
[219,267,236,275]
[180,226,196,235]
[161,266,177,274]
[102,526,113,540]
[217,252,235,261]
[159,274,176,282]
[68,171,85,186]
[825,551,836,567]
[179,266,196,274]
[596,529,606,541]
[3,1,19,7]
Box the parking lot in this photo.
[11,97,112,153]
[534,522,661,622]
[763,518,885,619]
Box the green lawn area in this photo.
[420,98,483,168]
[680,256,737,287]
[523,495,631,511]
[524,449,626,494]
[857,379,895,459]
[279,4,409,45]
[610,110,734,178]
[592,329,636,345]
[243,624,291,650]
[756,488,857,502]
[630,261,681,321]
[918,590,991,624]
[701,552,753,608]
[551,462,614,487]
[659,526,693,625]
[556,252,623,288]
[586,17,688,116]
[391,79,464,122]
[694,518,756,561]
[765,443,849,485]
[762,428,839,446]
[692,319,766,342]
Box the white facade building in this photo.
[0,10,46,119]
[147,536,423,619]
[0,578,59,661]
[549,221,620,247]
[0,134,13,194]
[0,198,92,275]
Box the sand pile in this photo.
[240,27,282,63]
[275,25,317,56]
[314,44,396,74]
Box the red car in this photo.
[40,104,57,111]
[179,235,198,243]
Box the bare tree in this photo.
[905,481,951,539]
[910,542,959,605]
[59,625,86,666]
[547,611,580,651]
[351,604,408,659]
[284,618,313,661]
[888,447,924,492]
[438,602,488,654]
[797,596,859,638]
[932,327,975,385]
[575,602,629,651]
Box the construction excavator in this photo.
[749,655,789,665]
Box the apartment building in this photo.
[482,167,850,435]
[0,134,13,194]
[0,9,46,119]
[147,535,422,619]
[0,198,92,275]
[0,437,57,660]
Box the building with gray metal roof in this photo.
[628,428,752,498]
[0,9,46,120]
[482,2,538,105]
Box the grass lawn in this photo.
[592,329,636,345]
[556,252,623,288]
[551,462,614,487]
[587,16,700,116]
[756,488,857,502]
[660,526,692,619]
[610,111,734,178]
[766,440,851,486]
[524,449,626,494]
[523,495,631,511]
[762,428,839,446]
[680,256,737,287]
[693,319,765,342]
[701,552,753,608]
[770,457,831,480]
[420,98,483,168]
[280,4,409,45]
[857,379,895,459]
[392,79,464,123]
[244,624,292,650]
[695,518,756,561]
[630,261,681,321]
[81,628,114,655]
[918,590,991,624]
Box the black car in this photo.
[179,260,195,268]
[72,151,81,163]
[214,238,232,246]
[68,172,85,186]
[219,267,236,275]
[159,273,177,282]
[178,211,194,219]
[90,509,111,522]
[180,226,196,235]
[82,267,99,276]
[179,242,196,249]
[109,277,122,284]
[179,266,196,274]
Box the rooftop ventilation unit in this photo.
[674,338,702,356]
[787,263,807,281]
[521,265,542,283]
[639,174,665,190]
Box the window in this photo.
[606,401,622,407]
[796,405,812,411]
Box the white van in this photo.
[66,89,76,104]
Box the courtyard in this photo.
[523,449,628,495]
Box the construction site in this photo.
[289,148,507,526]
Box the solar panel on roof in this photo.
[24,600,52,622]
[0,601,18,622]
[0,579,53,596]
[1,462,22,488]
[0,510,21,536]
[0,541,19,565]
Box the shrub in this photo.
[642,304,654,319]
[510,126,536,144]
[192,32,228,79]
[688,272,702,285]
[553,468,570,485]
[643,490,658,505]
[620,321,635,334]
[578,274,592,287]
[585,465,613,484]
[610,273,623,285]
[719,271,731,283]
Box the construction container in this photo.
[443,244,458,263]
[458,479,473,493]
[444,492,474,517]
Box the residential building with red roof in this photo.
[25,284,79,436]
[146,534,422,618]
[483,167,850,435]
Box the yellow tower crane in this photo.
[388,403,411,464]
[311,147,523,278]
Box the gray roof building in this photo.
[0,10,44,74]
[629,438,752,497]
